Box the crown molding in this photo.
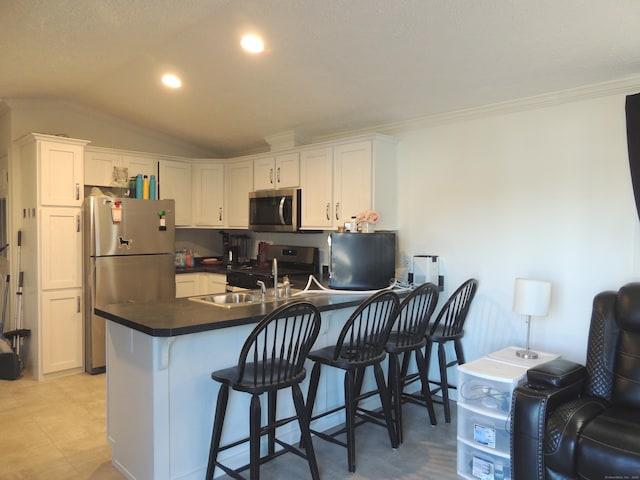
[311,75,640,143]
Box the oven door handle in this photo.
[278,196,286,225]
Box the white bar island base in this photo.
[106,305,382,480]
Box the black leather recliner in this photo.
[511,282,640,480]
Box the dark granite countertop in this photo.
[96,289,374,338]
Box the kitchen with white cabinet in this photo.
[10,128,398,382]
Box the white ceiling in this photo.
[2,0,640,156]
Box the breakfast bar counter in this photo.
[97,290,387,480]
[95,290,369,337]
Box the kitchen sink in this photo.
[189,289,303,308]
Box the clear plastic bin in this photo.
[457,405,511,454]
[457,439,511,480]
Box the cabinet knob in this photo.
[326,203,330,221]
[76,215,81,233]
[75,183,80,201]
[335,202,340,221]
[219,207,223,222]
[277,167,281,183]
[76,296,81,313]
[270,168,273,184]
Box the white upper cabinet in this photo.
[333,141,373,226]
[122,154,156,180]
[332,136,397,231]
[84,149,121,186]
[299,147,334,229]
[225,159,253,228]
[36,138,85,206]
[159,159,192,226]
[85,147,157,187]
[254,152,300,191]
[299,135,397,231]
[192,162,224,227]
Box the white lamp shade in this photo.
[513,278,551,317]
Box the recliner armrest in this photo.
[511,359,587,480]
[527,358,587,388]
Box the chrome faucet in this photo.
[256,280,267,299]
[272,257,278,298]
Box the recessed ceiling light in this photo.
[161,73,182,89]
[241,34,264,54]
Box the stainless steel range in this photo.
[226,244,319,291]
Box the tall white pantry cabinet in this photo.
[17,133,90,380]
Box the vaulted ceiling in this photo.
[2,0,640,156]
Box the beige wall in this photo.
[395,92,638,366]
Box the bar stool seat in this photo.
[206,301,322,480]
[305,290,400,473]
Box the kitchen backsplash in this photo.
[176,228,330,266]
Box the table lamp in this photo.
[512,278,551,359]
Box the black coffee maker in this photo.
[219,231,252,266]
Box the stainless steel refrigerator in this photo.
[84,196,176,374]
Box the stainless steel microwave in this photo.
[249,188,301,232]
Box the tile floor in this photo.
[0,372,459,479]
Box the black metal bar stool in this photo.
[385,282,439,443]
[424,278,478,423]
[304,290,400,473]
[206,301,322,480]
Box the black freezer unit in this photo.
[328,232,396,290]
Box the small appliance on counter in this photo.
[219,231,253,266]
[410,255,439,285]
[328,232,396,290]
[84,196,176,374]
[226,244,318,291]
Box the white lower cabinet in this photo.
[176,273,227,298]
[175,274,200,298]
[456,347,559,480]
[201,273,226,295]
[41,288,83,374]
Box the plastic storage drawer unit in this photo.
[457,439,511,480]
[457,404,511,453]
[457,357,528,416]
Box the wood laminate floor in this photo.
[0,372,459,479]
